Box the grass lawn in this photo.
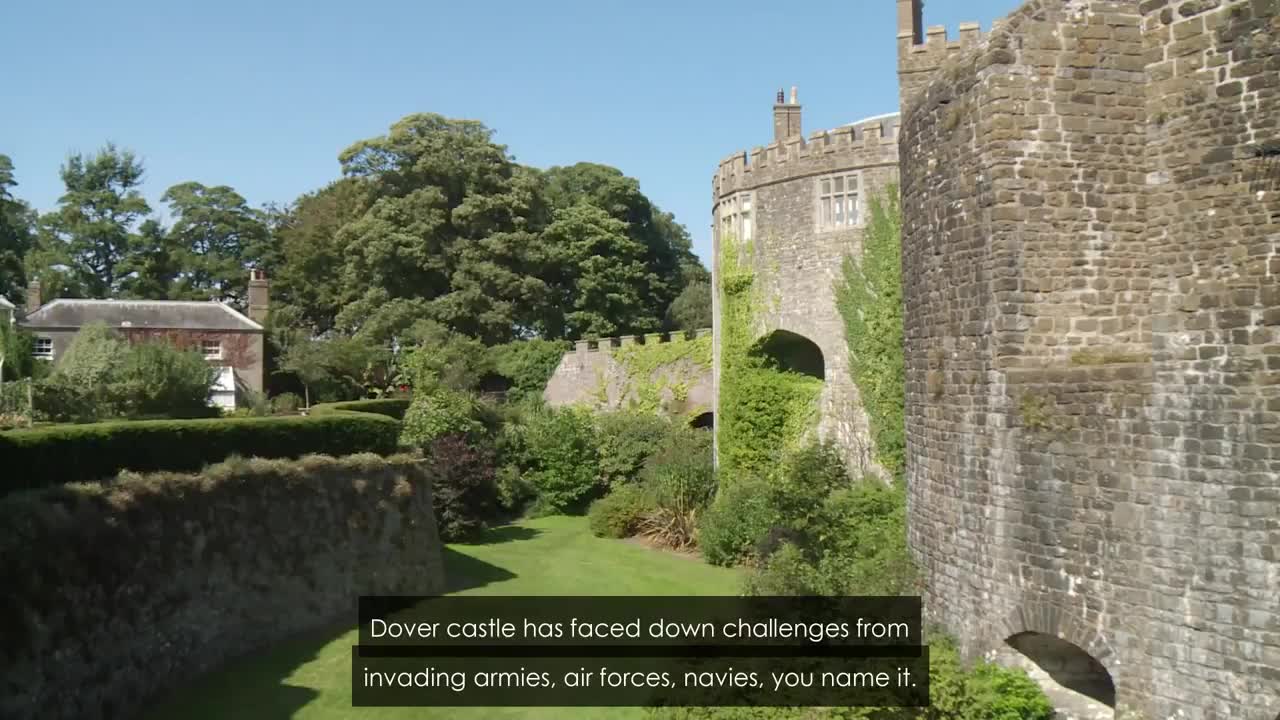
[142,515,741,720]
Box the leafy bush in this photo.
[237,389,272,417]
[270,392,303,414]
[495,464,537,517]
[488,338,569,405]
[399,388,483,448]
[425,433,499,541]
[518,406,600,514]
[587,484,653,539]
[114,341,219,418]
[698,475,780,566]
[596,411,673,488]
[633,427,716,550]
[0,413,401,492]
[310,398,411,420]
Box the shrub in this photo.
[588,484,653,539]
[639,424,714,487]
[270,392,303,414]
[519,406,600,514]
[425,433,499,541]
[399,388,483,448]
[596,411,674,488]
[698,475,780,566]
[488,339,569,404]
[0,413,402,492]
[310,398,411,420]
[114,341,219,418]
[495,464,537,517]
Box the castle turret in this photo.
[772,86,801,143]
[896,0,982,109]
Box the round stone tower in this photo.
[711,89,901,478]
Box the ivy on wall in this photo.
[591,334,712,416]
[716,232,822,483]
[835,186,905,478]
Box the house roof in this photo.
[21,299,264,332]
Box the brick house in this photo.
[18,271,270,409]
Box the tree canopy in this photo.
[3,111,710,399]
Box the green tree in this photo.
[334,113,548,343]
[541,163,705,334]
[162,181,269,304]
[29,144,152,298]
[117,219,182,299]
[540,202,659,338]
[268,179,370,333]
[666,278,712,330]
[0,154,34,304]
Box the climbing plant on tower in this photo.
[713,231,823,484]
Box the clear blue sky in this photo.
[2,0,1016,267]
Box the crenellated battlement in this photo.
[896,0,984,107]
[712,114,901,199]
[572,328,712,355]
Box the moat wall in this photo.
[0,454,446,720]
[898,0,1279,718]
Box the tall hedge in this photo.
[0,413,401,492]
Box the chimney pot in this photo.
[776,89,785,104]
[790,86,798,104]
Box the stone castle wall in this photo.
[543,330,714,417]
[898,0,1279,717]
[712,113,902,478]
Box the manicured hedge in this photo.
[0,413,401,493]
[309,398,412,420]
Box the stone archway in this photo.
[997,632,1116,720]
[751,329,825,379]
[690,411,714,430]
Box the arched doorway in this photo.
[1000,632,1116,719]
[690,412,714,430]
[751,329,825,379]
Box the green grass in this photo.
[142,515,740,720]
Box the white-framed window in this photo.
[816,172,861,231]
[201,339,223,360]
[717,192,754,242]
[33,337,53,360]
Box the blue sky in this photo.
[2,0,1016,266]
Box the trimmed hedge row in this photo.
[0,413,401,492]
[0,453,444,720]
[309,398,412,420]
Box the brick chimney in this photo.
[25,280,41,315]
[247,270,269,324]
[772,86,802,143]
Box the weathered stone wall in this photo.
[712,113,901,478]
[0,453,445,720]
[543,330,714,417]
[899,0,1280,718]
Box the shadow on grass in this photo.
[462,524,542,545]
[443,546,519,592]
[139,619,347,720]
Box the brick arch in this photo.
[994,597,1119,683]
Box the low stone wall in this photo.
[0,453,445,720]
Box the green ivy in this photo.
[835,186,905,477]
[594,334,712,416]
[716,232,822,483]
